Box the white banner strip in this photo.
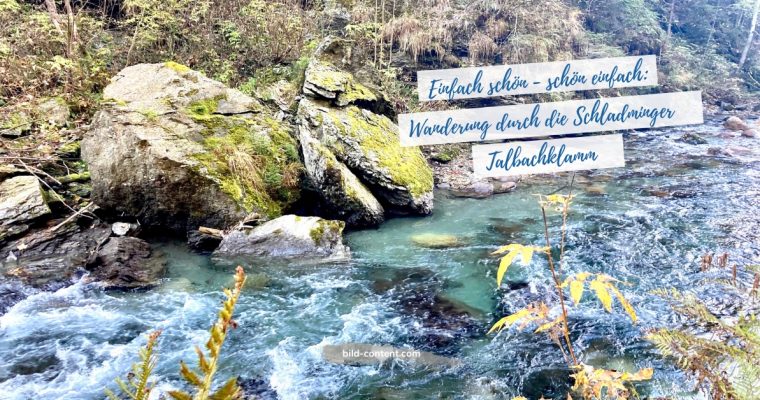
[399,91,703,146]
[472,134,625,177]
[417,55,658,101]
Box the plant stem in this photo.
[558,173,576,273]
[542,206,578,365]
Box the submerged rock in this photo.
[449,180,494,198]
[86,236,166,289]
[82,62,302,232]
[410,233,465,249]
[322,343,460,368]
[213,215,350,262]
[297,98,433,216]
[0,176,51,242]
[676,132,708,145]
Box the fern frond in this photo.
[173,266,247,400]
[105,330,162,400]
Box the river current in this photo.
[0,120,758,399]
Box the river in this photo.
[0,119,758,399]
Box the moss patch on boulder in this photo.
[331,106,433,198]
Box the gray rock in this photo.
[723,116,750,131]
[742,129,757,138]
[450,180,493,198]
[298,104,385,227]
[491,180,516,193]
[187,230,222,253]
[677,132,708,145]
[86,236,166,289]
[81,63,301,232]
[213,215,350,262]
[1,221,111,288]
[0,165,23,182]
[0,176,51,241]
[322,343,460,368]
[0,108,32,138]
[37,97,69,127]
[111,222,139,236]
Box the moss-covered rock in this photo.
[298,98,433,215]
[304,61,378,107]
[82,63,302,232]
[298,103,385,227]
[213,215,350,262]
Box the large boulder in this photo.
[298,111,385,227]
[213,215,350,262]
[0,176,51,242]
[81,62,302,232]
[297,98,433,216]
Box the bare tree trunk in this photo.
[44,0,64,36]
[739,0,760,69]
[666,0,676,38]
[388,0,396,69]
[63,0,78,58]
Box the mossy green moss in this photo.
[337,81,377,105]
[309,219,344,243]
[306,62,377,105]
[164,61,192,74]
[329,107,433,198]
[187,96,221,120]
[186,100,301,218]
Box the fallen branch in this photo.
[198,226,224,238]
[50,202,94,232]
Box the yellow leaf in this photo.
[590,279,612,312]
[535,317,562,333]
[570,280,585,305]
[488,308,531,334]
[519,246,534,266]
[491,243,519,255]
[496,251,517,286]
[609,285,638,323]
[624,367,653,381]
